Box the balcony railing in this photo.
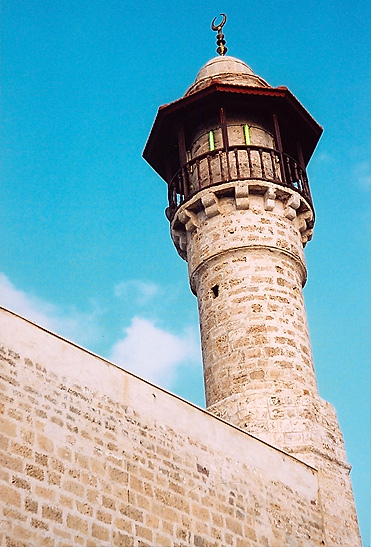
[167,145,312,220]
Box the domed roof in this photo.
[185,56,270,96]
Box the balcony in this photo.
[167,145,312,220]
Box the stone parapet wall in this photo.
[0,307,329,547]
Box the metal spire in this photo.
[211,14,228,56]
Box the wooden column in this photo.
[220,107,231,180]
[177,123,188,198]
[273,113,286,184]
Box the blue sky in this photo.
[1,0,370,543]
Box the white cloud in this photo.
[0,273,201,392]
[0,273,199,389]
[109,317,199,389]
[0,272,100,347]
[114,280,159,305]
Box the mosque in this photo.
[0,15,361,546]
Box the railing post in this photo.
[166,163,175,215]
[297,142,314,205]
[234,148,240,179]
[302,171,312,205]
[247,147,252,177]
[218,150,224,181]
[293,161,300,188]
[258,148,266,179]
[285,156,293,188]
[196,159,201,190]
[270,150,278,181]
[180,167,186,198]
[207,154,213,185]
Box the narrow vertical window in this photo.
[211,285,219,298]
[208,130,215,151]
[244,124,251,146]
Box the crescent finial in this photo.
[211,13,227,31]
[211,14,228,56]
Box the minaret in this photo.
[143,17,361,545]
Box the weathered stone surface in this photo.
[171,180,361,546]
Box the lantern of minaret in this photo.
[144,36,361,544]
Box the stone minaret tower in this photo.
[143,36,361,545]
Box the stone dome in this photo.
[185,56,270,96]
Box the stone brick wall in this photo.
[0,307,329,546]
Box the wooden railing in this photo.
[167,145,312,220]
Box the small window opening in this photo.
[208,131,215,151]
[244,124,251,146]
[211,284,219,298]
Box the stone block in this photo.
[264,187,276,211]
[201,194,220,218]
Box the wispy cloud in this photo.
[316,151,335,164]
[0,273,55,329]
[109,317,199,389]
[0,273,101,347]
[114,280,159,306]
